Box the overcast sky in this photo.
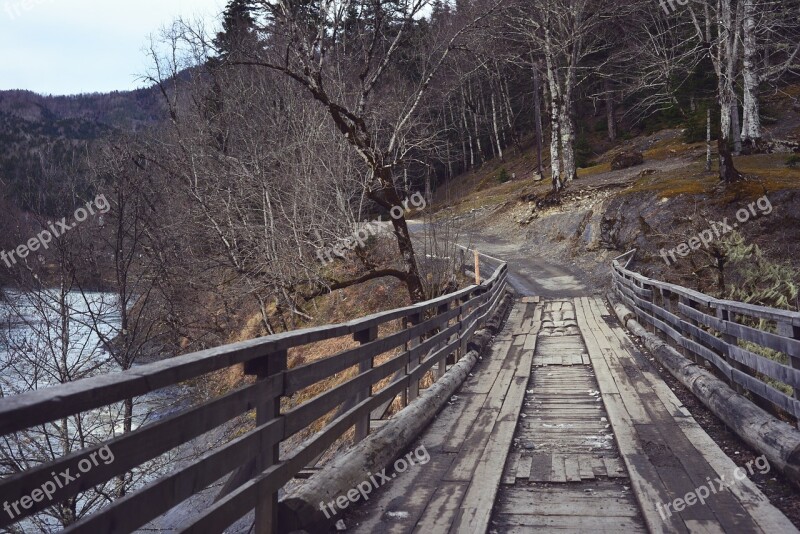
[0,0,226,95]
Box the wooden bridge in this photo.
[1,252,799,533]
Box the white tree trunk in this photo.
[729,0,743,155]
[532,61,544,176]
[544,28,562,191]
[741,0,761,145]
[491,92,503,160]
[550,113,561,190]
[606,85,616,141]
[471,91,483,164]
[706,108,713,172]
[718,0,734,147]
[461,92,474,168]
[559,54,577,185]
[560,101,576,184]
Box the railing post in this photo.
[643,281,656,335]
[679,296,702,365]
[449,293,470,366]
[353,325,378,442]
[778,322,800,427]
[717,308,746,394]
[436,302,450,379]
[406,311,424,404]
[243,350,287,534]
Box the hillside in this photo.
[431,86,800,306]
[0,87,165,207]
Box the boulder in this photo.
[610,150,644,170]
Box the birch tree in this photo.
[511,0,618,192]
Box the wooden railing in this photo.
[612,250,800,425]
[0,261,508,533]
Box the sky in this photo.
[0,0,226,95]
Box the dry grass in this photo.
[643,138,702,161]
[577,162,612,178]
[624,163,716,197]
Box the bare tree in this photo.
[212,0,501,301]
[510,0,619,192]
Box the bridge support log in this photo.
[278,291,514,533]
[607,293,800,488]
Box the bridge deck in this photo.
[343,297,796,534]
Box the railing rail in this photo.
[0,258,508,533]
[612,251,800,425]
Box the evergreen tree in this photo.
[214,0,259,60]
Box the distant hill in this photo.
[0,86,167,208]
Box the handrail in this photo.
[0,256,509,533]
[611,251,800,424]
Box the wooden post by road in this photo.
[474,249,480,285]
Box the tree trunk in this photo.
[544,30,562,192]
[717,0,743,182]
[532,60,544,176]
[559,100,577,184]
[461,92,474,168]
[706,108,713,172]
[741,0,761,149]
[490,92,503,160]
[469,86,483,165]
[730,101,742,155]
[500,74,517,150]
[371,172,426,303]
[605,80,616,141]
[729,0,743,155]
[718,136,743,183]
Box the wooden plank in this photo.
[496,486,641,517]
[590,456,607,477]
[0,276,501,439]
[0,375,281,516]
[575,297,683,534]
[516,455,533,482]
[675,418,800,533]
[564,456,582,482]
[492,514,646,532]
[728,345,800,389]
[84,376,409,534]
[578,455,595,480]
[503,451,521,485]
[444,408,500,481]
[415,482,468,532]
[451,419,517,534]
[528,452,552,482]
[441,393,490,452]
[731,368,800,418]
[603,457,626,478]
[515,349,534,380]
[684,520,726,534]
[550,454,567,483]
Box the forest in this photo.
[0,0,799,529]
